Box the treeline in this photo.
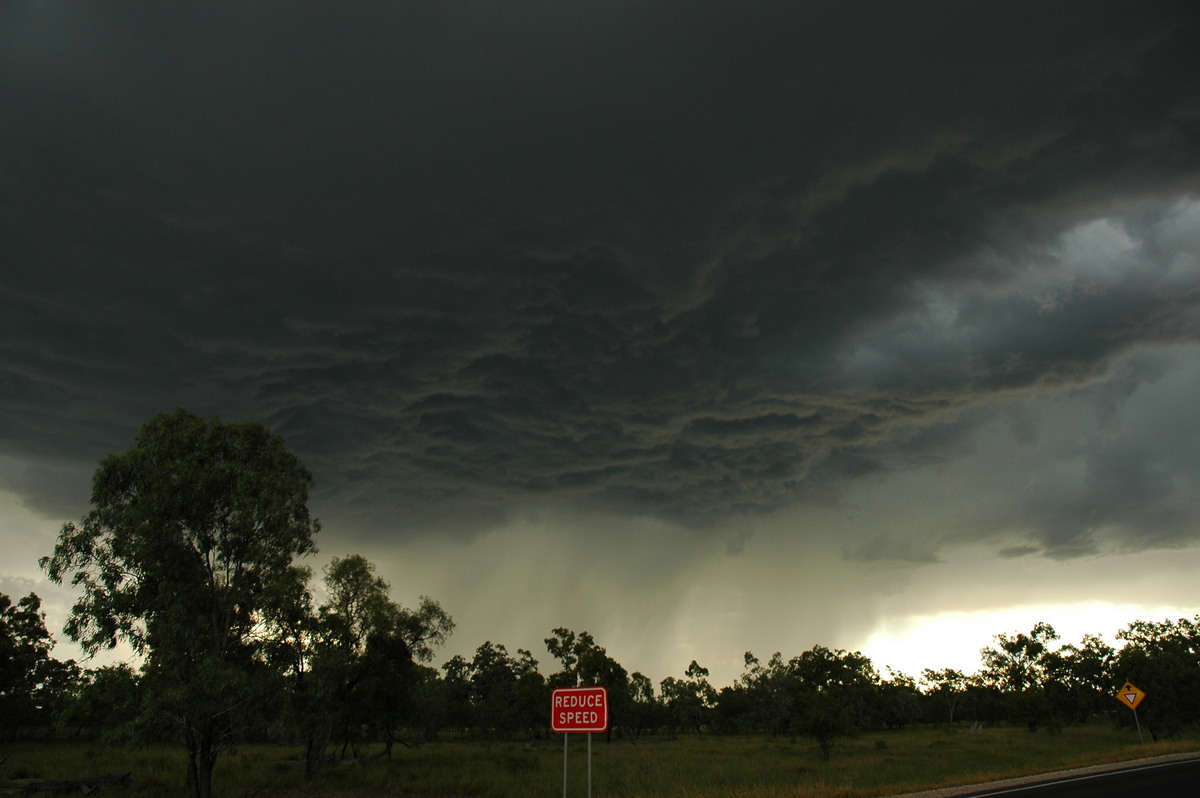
[5,409,1200,797]
[6,591,1200,754]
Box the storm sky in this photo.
[3,1,1200,685]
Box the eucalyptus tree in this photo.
[730,652,794,735]
[1040,634,1116,725]
[660,661,716,737]
[58,663,142,738]
[41,409,320,798]
[1115,616,1200,740]
[787,645,879,760]
[296,554,453,773]
[365,600,454,755]
[467,641,531,740]
[626,671,659,740]
[979,622,1060,731]
[0,591,56,739]
[920,667,967,726]
[544,627,630,739]
[980,622,1059,693]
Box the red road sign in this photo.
[551,686,609,733]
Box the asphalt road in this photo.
[896,753,1200,798]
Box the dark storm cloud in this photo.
[3,2,1200,553]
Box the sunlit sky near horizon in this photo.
[4,1,1200,691]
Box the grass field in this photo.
[2,724,1197,798]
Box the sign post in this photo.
[552,686,608,798]
[1116,681,1147,744]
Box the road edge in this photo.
[889,750,1200,797]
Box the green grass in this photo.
[2,724,1197,798]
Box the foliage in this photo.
[977,622,1103,732]
[40,408,320,798]
[463,641,546,741]
[626,671,661,740]
[920,667,966,726]
[1041,634,1117,726]
[1115,616,1200,740]
[979,621,1059,694]
[289,554,453,776]
[0,591,57,738]
[56,663,143,739]
[877,670,922,729]
[717,646,883,760]
[545,627,632,739]
[660,661,717,737]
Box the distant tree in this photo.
[787,645,878,760]
[544,628,630,740]
[581,648,630,742]
[38,657,84,736]
[440,654,475,736]
[1064,634,1117,711]
[960,672,1006,727]
[396,596,455,664]
[57,663,142,738]
[660,661,716,737]
[293,554,451,775]
[980,622,1058,693]
[40,408,320,798]
[920,668,967,726]
[455,641,543,742]
[980,622,1060,731]
[0,591,56,739]
[511,648,549,741]
[469,641,521,740]
[1115,616,1200,740]
[729,652,793,736]
[1040,634,1116,726]
[544,624,638,739]
[878,670,922,729]
[626,671,660,740]
[291,556,367,772]
[405,664,449,742]
[714,646,882,757]
[544,627,592,687]
[365,600,453,755]
[795,690,855,762]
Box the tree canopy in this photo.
[41,408,320,798]
[0,591,57,739]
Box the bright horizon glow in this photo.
[859,601,1199,681]
[9,489,1200,689]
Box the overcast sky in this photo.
[3,1,1200,686]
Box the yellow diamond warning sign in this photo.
[1117,681,1146,711]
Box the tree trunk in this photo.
[184,727,219,798]
[305,722,333,779]
[186,749,199,798]
[197,757,215,798]
[197,732,216,798]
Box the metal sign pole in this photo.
[552,686,608,796]
[1117,682,1147,744]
